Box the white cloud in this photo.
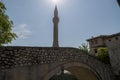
[13,24,31,39]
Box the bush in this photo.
[96,47,110,64]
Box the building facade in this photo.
[87,35,108,55]
[87,32,120,75]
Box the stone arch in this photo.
[43,49,114,80]
[45,62,102,80]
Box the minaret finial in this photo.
[54,5,58,17]
[52,5,59,47]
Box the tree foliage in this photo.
[0,2,17,46]
[79,43,89,54]
[96,47,110,64]
[117,0,120,6]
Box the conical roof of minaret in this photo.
[54,5,58,17]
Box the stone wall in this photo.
[106,35,120,75]
[0,46,114,80]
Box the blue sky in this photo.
[3,0,120,47]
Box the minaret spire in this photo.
[54,5,58,17]
[53,5,59,47]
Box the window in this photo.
[115,37,118,40]
[91,41,94,44]
[108,39,111,42]
[94,49,97,53]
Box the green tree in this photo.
[117,0,120,6]
[79,43,89,54]
[0,2,17,46]
[96,47,110,64]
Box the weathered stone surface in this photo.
[106,35,120,75]
[87,33,120,76]
[0,46,114,80]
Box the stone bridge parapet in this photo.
[0,46,85,70]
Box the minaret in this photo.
[53,5,59,47]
